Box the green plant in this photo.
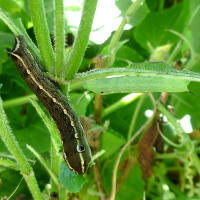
[0,0,200,199]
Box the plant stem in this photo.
[0,97,42,200]
[94,94,103,124]
[55,0,65,77]
[156,152,178,159]
[158,0,165,11]
[3,94,36,109]
[27,145,60,186]
[29,96,64,195]
[127,94,146,141]
[105,0,144,67]
[28,0,55,72]
[50,141,60,193]
[0,158,18,169]
[167,29,196,70]
[59,185,67,200]
[157,102,183,136]
[64,0,98,80]
[102,93,142,117]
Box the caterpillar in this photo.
[9,35,92,174]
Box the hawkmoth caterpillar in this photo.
[9,35,92,174]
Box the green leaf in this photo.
[103,93,155,136]
[116,164,144,200]
[0,0,31,24]
[59,161,86,193]
[100,129,126,160]
[0,104,51,157]
[134,1,190,50]
[115,45,145,67]
[70,92,94,117]
[0,158,19,170]
[14,124,50,158]
[0,169,30,198]
[27,144,59,186]
[0,32,14,72]
[115,0,149,27]
[29,97,61,152]
[172,83,200,129]
[146,0,160,11]
[0,32,14,47]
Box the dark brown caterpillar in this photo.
[9,35,92,174]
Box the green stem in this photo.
[156,152,178,159]
[64,0,98,80]
[29,95,64,195]
[27,145,60,186]
[59,186,67,200]
[105,0,144,67]
[28,0,55,72]
[127,94,146,141]
[167,29,196,70]
[157,102,184,136]
[158,0,165,11]
[3,94,36,109]
[0,158,18,169]
[102,93,142,117]
[50,141,60,193]
[55,0,65,77]
[0,97,42,200]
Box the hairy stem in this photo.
[55,0,65,77]
[64,0,98,80]
[106,0,144,67]
[0,97,42,200]
[28,0,55,72]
